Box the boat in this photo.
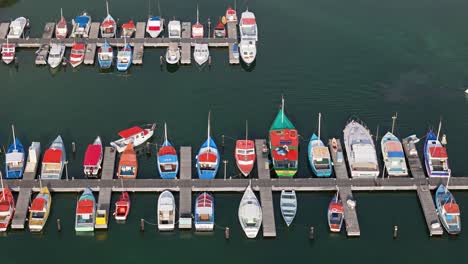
[269,97,299,177]
[213,20,226,38]
[235,121,256,177]
[239,40,256,65]
[157,123,179,179]
[1,41,15,65]
[5,125,25,179]
[192,5,204,38]
[239,10,257,41]
[47,43,65,68]
[41,135,66,180]
[435,184,461,234]
[97,41,114,69]
[100,1,116,38]
[280,190,297,226]
[157,190,176,231]
[114,192,130,221]
[146,16,164,38]
[71,12,91,38]
[238,182,262,238]
[193,43,209,66]
[55,8,68,39]
[69,42,86,67]
[0,187,15,232]
[232,42,239,59]
[308,113,332,177]
[116,42,132,72]
[110,124,156,153]
[117,143,138,179]
[83,136,103,177]
[28,187,52,232]
[35,44,50,65]
[381,132,408,176]
[343,119,379,178]
[168,20,181,39]
[24,142,41,175]
[327,192,344,232]
[196,112,220,179]
[7,17,27,39]
[225,6,238,22]
[194,192,214,231]
[165,43,181,64]
[75,188,96,232]
[424,122,450,177]
[121,20,136,38]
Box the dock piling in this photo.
[72,142,76,159]
[393,225,398,239]
[57,218,61,232]
[140,218,145,232]
[225,227,230,240]
[309,226,315,240]
[146,142,151,157]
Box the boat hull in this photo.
[435,185,461,234]
[194,192,214,231]
[196,137,220,179]
[307,135,332,177]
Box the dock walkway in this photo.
[227,22,239,64]
[180,22,191,64]
[95,147,116,229]
[133,22,146,64]
[11,188,32,229]
[0,23,9,39]
[178,146,192,229]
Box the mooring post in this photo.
[72,142,76,159]
[223,160,228,180]
[140,218,145,232]
[393,225,398,239]
[225,227,230,240]
[146,142,151,156]
[57,218,61,232]
[309,226,315,240]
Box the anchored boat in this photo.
[75,188,96,232]
[7,17,28,39]
[424,124,450,177]
[100,1,116,38]
[55,8,68,39]
[157,190,176,231]
[235,121,255,177]
[116,42,132,72]
[157,123,179,179]
[165,44,181,64]
[41,135,66,180]
[110,124,156,153]
[239,10,257,41]
[121,20,136,38]
[146,16,164,38]
[1,41,15,65]
[117,143,138,179]
[71,12,91,38]
[29,187,52,232]
[194,192,214,231]
[213,20,226,38]
[69,42,86,67]
[381,132,408,176]
[327,192,344,232]
[97,41,114,69]
[114,192,130,221]
[5,125,25,179]
[83,136,103,177]
[238,181,262,238]
[192,5,204,38]
[193,43,209,66]
[48,43,65,68]
[435,184,461,235]
[280,190,297,226]
[239,40,256,65]
[269,97,299,177]
[225,6,238,22]
[196,112,220,179]
[308,113,332,177]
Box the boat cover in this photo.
[150,17,161,21]
[84,144,102,166]
[444,203,460,214]
[75,16,90,27]
[387,151,404,158]
[312,146,330,159]
[242,18,256,25]
[5,152,23,163]
[77,200,94,214]
[43,149,62,163]
[31,198,46,211]
[122,20,135,29]
[199,152,217,163]
[352,144,377,163]
[72,43,86,50]
[429,147,448,159]
[118,126,145,138]
[385,141,403,152]
[159,146,176,156]
[101,20,115,28]
[0,203,10,213]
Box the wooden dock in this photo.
[132,22,146,64]
[95,147,116,229]
[0,23,9,39]
[42,23,55,39]
[227,22,239,64]
[178,146,192,229]
[83,22,100,65]
[180,22,191,65]
[11,188,32,229]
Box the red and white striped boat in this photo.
[0,188,15,232]
[83,136,103,177]
[69,42,86,67]
[327,193,344,233]
[114,192,130,221]
[1,42,15,65]
[235,122,256,177]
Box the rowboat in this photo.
[327,192,344,232]
[114,192,130,221]
[69,42,86,67]
[117,143,138,179]
[24,142,41,175]
[424,122,450,177]
[269,97,299,177]
[157,190,176,231]
[235,121,255,177]
[71,12,91,38]
[1,41,15,65]
[238,181,262,238]
[41,135,66,180]
[0,187,15,232]
[225,6,238,22]
[75,188,96,232]
[55,8,68,39]
[280,190,297,226]
[196,112,220,179]
[97,41,113,69]
[194,192,214,231]
[48,43,65,68]
[110,124,156,153]
[435,184,461,235]
[116,43,132,72]
[146,16,164,38]
[7,17,28,39]
[121,20,136,38]
[157,123,179,179]
[83,136,103,177]
[5,125,25,179]
[29,187,52,232]
[381,132,408,176]
[192,4,204,38]
[100,1,116,38]
[308,113,332,177]
[193,43,209,66]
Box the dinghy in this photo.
[280,190,297,226]
[238,182,262,238]
[157,190,176,231]
[29,187,52,232]
[83,136,103,177]
[327,192,344,232]
[114,192,130,221]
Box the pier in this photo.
[95,147,116,229]
[178,146,192,229]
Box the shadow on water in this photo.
[166,63,180,73]
[240,60,256,72]
[0,0,17,8]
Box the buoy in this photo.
[309,226,315,240]
[393,225,398,239]
[140,218,145,232]
[225,227,230,240]
[57,218,62,232]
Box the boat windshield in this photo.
[76,214,93,224]
[314,158,330,169]
[241,25,256,36]
[431,159,449,172]
[32,211,45,219]
[330,212,342,224]
[274,160,297,169]
[169,29,179,37]
[7,161,24,170]
[119,166,135,176]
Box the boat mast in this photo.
[164,122,168,143]
[148,0,152,18]
[207,111,211,149]
[60,8,63,19]
[234,0,237,11]
[11,124,16,150]
[281,96,284,123]
[106,1,110,16]
[436,118,442,141]
[318,112,322,140]
[196,3,200,24]
[391,112,398,134]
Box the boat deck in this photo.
[0,23,10,39]
[227,22,239,64]
[95,147,116,229]
[179,146,192,229]
[11,188,32,229]
[180,22,191,65]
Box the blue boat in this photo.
[71,12,91,38]
[307,113,332,177]
[97,41,113,69]
[194,192,214,231]
[5,126,25,179]
[232,43,239,59]
[116,43,132,72]
[196,112,220,179]
[435,184,461,234]
[424,128,450,177]
[157,123,179,179]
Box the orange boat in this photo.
[117,144,138,179]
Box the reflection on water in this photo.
[0,0,17,8]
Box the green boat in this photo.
[268,98,299,177]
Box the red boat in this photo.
[55,8,68,39]
[121,20,136,38]
[327,193,344,233]
[1,43,15,65]
[213,21,226,38]
[69,42,85,67]
[225,6,238,22]
[83,136,103,178]
[114,192,130,221]
[0,188,15,232]
[234,122,256,177]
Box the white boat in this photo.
[165,44,181,64]
[146,16,164,38]
[239,10,257,41]
[193,43,209,66]
[47,44,65,68]
[168,20,181,39]
[71,12,91,38]
[157,190,175,231]
[280,190,297,227]
[110,124,156,153]
[343,120,380,178]
[239,40,256,65]
[1,41,15,65]
[24,142,41,174]
[7,17,27,39]
[40,135,66,180]
[191,4,204,38]
[238,182,262,238]
[100,1,116,38]
[194,192,214,231]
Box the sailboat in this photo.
[435,183,461,235]
[327,191,344,232]
[83,136,103,177]
[28,187,52,232]
[238,181,262,238]
[192,4,204,38]
[194,192,214,231]
[117,143,138,179]
[424,121,451,177]
[41,135,66,180]
[97,41,114,69]
[114,192,131,221]
[146,0,164,37]
[308,113,332,177]
[5,125,25,179]
[196,112,220,179]
[193,43,209,66]
[269,97,299,177]
[280,190,297,226]
[75,188,96,232]
[55,8,68,39]
[235,121,256,177]
[100,1,116,38]
[116,41,133,72]
[157,190,176,231]
[0,183,15,232]
[157,123,179,179]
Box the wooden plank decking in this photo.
[179,146,192,229]
[11,188,32,229]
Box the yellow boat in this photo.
[29,187,52,232]
[221,16,227,25]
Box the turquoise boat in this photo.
[307,113,332,177]
[75,188,96,232]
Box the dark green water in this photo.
[2,0,468,263]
